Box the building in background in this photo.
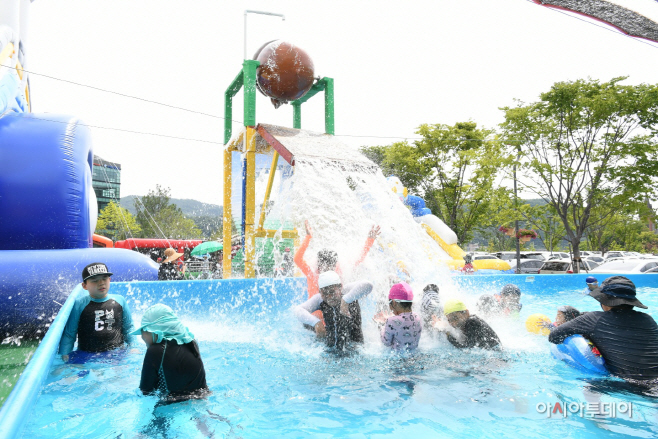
[92,155,121,213]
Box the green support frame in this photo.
[291,77,334,134]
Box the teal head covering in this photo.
[130,304,195,344]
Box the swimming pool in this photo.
[11,275,658,438]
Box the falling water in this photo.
[253,130,458,305]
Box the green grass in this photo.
[0,341,39,408]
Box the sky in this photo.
[25,0,658,205]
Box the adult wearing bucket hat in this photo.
[158,248,185,281]
[132,304,208,400]
[549,276,658,381]
[293,270,373,351]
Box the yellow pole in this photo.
[0,43,14,68]
[244,126,257,277]
[257,151,279,231]
[222,147,232,279]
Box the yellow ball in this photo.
[526,314,552,336]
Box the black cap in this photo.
[589,276,647,309]
[82,262,113,281]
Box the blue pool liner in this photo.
[0,285,82,439]
[1,273,656,439]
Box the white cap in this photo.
[318,270,341,289]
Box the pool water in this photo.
[22,286,658,438]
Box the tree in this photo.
[516,204,566,253]
[362,122,506,244]
[501,77,658,271]
[134,185,203,239]
[193,215,223,240]
[95,201,141,241]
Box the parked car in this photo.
[494,251,551,261]
[590,259,658,274]
[603,251,634,260]
[538,258,599,274]
[508,259,544,274]
[473,254,499,261]
[585,256,604,263]
[524,251,568,261]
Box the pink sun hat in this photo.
[389,282,414,302]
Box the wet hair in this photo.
[393,300,413,312]
[423,284,439,294]
[557,305,582,322]
[317,248,338,271]
[500,284,521,297]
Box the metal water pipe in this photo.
[244,10,285,60]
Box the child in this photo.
[132,304,209,401]
[374,282,422,351]
[293,271,373,351]
[554,305,583,326]
[420,284,443,329]
[476,284,522,317]
[59,262,134,362]
[586,276,598,292]
[435,299,501,350]
[294,220,380,321]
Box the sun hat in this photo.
[130,304,195,344]
[162,248,184,264]
[318,270,341,289]
[589,276,647,309]
[444,299,467,316]
[585,276,598,284]
[82,262,113,281]
[389,282,413,302]
[500,284,521,297]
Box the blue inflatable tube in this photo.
[0,248,158,333]
[551,335,608,375]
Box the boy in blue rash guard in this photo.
[59,263,134,362]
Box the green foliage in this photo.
[501,77,658,269]
[134,185,203,240]
[95,201,141,241]
[362,122,506,243]
[193,215,222,239]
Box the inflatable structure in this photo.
[387,176,511,273]
[0,1,158,335]
[551,334,608,375]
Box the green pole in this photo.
[224,69,245,144]
[292,102,301,129]
[324,77,334,135]
[242,59,259,126]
